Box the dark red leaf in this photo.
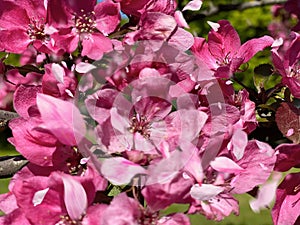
[276,102,300,143]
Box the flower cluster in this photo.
[0,0,299,225]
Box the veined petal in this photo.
[190,184,224,201]
[231,129,248,160]
[61,175,88,221]
[32,188,49,207]
[101,157,146,185]
[183,0,203,11]
[37,93,86,146]
[210,157,245,174]
[236,35,274,65]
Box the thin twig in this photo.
[0,155,28,178]
[0,110,18,120]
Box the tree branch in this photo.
[0,110,19,127]
[0,110,18,120]
[184,0,287,22]
[0,155,28,178]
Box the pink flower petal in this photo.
[250,172,281,213]
[75,62,96,74]
[168,28,194,51]
[95,0,120,35]
[231,129,248,160]
[13,85,42,118]
[32,187,49,207]
[230,140,276,194]
[174,11,189,28]
[183,0,203,11]
[61,175,88,221]
[81,33,113,60]
[51,63,65,84]
[236,35,274,65]
[210,157,245,174]
[190,184,224,201]
[37,93,86,146]
[101,157,146,185]
[272,173,300,225]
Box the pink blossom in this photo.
[114,0,148,18]
[100,157,146,185]
[272,33,300,98]
[0,0,58,54]
[124,12,194,51]
[142,173,194,211]
[47,0,120,59]
[101,193,142,224]
[9,85,89,171]
[11,171,99,224]
[0,66,42,110]
[116,0,177,19]
[0,209,31,225]
[250,172,282,213]
[272,173,300,225]
[41,63,77,100]
[188,194,239,221]
[157,213,191,225]
[192,20,274,78]
[230,140,276,194]
[36,93,86,146]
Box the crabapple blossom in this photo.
[0,0,299,224]
[272,33,300,98]
[0,0,59,54]
[192,20,274,78]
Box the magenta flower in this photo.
[192,20,274,78]
[47,0,120,59]
[272,33,300,98]
[250,172,282,213]
[36,93,86,146]
[11,171,98,224]
[125,12,194,51]
[142,173,194,211]
[42,63,77,100]
[101,193,191,224]
[188,194,239,221]
[0,0,58,54]
[114,0,149,18]
[229,140,276,194]
[9,85,89,171]
[272,173,300,225]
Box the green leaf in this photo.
[107,185,123,197]
[254,64,273,77]
[253,64,275,93]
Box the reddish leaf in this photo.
[276,103,300,143]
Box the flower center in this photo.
[128,114,151,139]
[216,52,232,66]
[57,214,83,225]
[138,211,159,225]
[66,147,85,175]
[289,64,300,80]
[27,18,49,41]
[74,10,97,34]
